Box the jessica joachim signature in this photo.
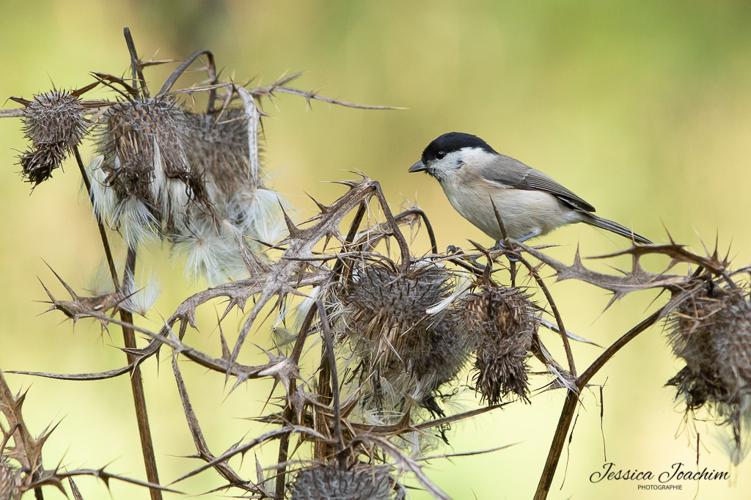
[590,462,729,484]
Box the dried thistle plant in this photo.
[1,27,750,500]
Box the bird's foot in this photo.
[446,244,462,254]
[491,239,519,262]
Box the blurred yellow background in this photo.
[1,1,750,499]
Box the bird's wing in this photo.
[476,154,596,213]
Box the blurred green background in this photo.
[1,0,750,498]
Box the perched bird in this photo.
[409,132,651,245]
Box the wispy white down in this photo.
[87,259,116,295]
[121,274,160,316]
[151,139,191,228]
[426,275,472,315]
[87,155,117,224]
[714,395,751,465]
[150,138,166,203]
[173,219,247,285]
[230,188,289,245]
[114,196,158,248]
[274,286,320,330]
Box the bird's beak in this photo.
[408,160,427,173]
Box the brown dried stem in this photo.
[533,307,665,499]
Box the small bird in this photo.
[409,132,651,245]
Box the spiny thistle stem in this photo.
[123,27,149,98]
[72,147,163,499]
[489,198,576,376]
[73,147,118,285]
[275,203,368,499]
[275,304,317,500]
[533,308,664,499]
[120,249,163,500]
[515,253,576,377]
[317,299,346,467]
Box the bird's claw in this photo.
[491,240,519,262]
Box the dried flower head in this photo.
[336,261,473,414]
[0,457,23,500]
[22,91,88,148]
[291,465,392,500]
[18,90,88,186]
[666,279,751,461]
[92,98,286,282]
[19,143,66,186]
[173,109,287,282]
[97,96,207,244]
[464,285,539,404]
[187,109,254,198]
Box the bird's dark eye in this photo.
[436,151,446,159]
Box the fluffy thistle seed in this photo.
[18,90,88,186]
[291,466,392,500]
[666,280,751,461]
[165,109,287,283]
[464,285,539,404]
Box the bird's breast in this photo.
[439,172,576,240]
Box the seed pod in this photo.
[335,261,473,414]
[291,466,392,500]
[18,90,88,186]
[666,279,751,461]
[161,109,287,283]
[464,285,539,404]
[97,97,208,245]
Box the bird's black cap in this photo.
[421,132,497,164]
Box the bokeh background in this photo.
[1,1,750,499]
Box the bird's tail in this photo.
[582,214,652,244]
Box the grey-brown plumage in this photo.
[409,132,651,244]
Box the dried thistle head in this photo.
[291,465,392,500]
[342,262,452,345]
[464,285,539,404]
[187,109,253,198]
[335,261,473,414]
[22,91,88,148]
[18,143,66,186]
[0,457,23,500]
[100,96,193,196]
[97,96,208,243]
[666,278,751,461]
[17,90,88,186]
